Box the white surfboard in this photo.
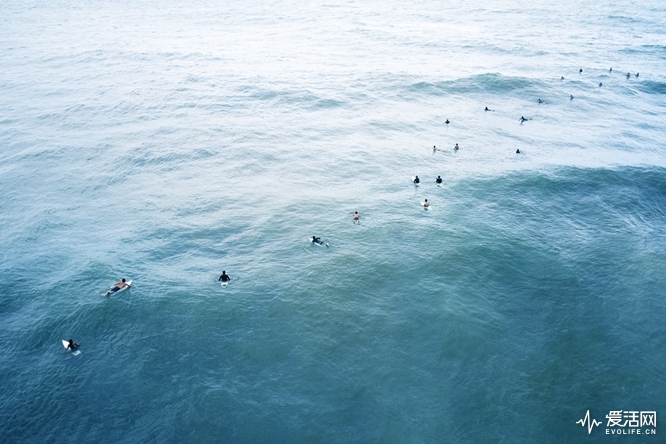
[62,340,81,355]
[220,281,229,287]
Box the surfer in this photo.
[311,236,322,244]
[561,76,564,80]
[570,95,574,100]
[353,212,360,224]
[626,72,630,79]
[537,98,543,104]
[516,149,521,154]
[218,271,231,283]
[579,68,583,73]
[436,176,442,184]
[423,199,430,208]
[104,278,128,296]
[484,106,491,111]
[520,116,528,123]
[599,82,602,87]
[635,72,639,78]
[445,119,450,124]
[413,176,420,184]
[454,143,459,151]
[609,67,612,72]
[432,145,437,153]
[66,339,79,351]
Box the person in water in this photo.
[626,72,631,79]
[104,278,128,296]
[454,143,459,151]
[570,95,574,100]
[218,271,231,282]
[445,119,450,124]
[561,76,564,80]
[423,199,430,208]
[537,98,543,104]
[635,72,639,78]
[66,339,79,351]
[579,68,583,73]
[432,145,437,153]
[311,236,321,244]
[599,82,602,87]
[413,176,420,184]
[353,212,360,224]
[484,106,490,111]
[516,149,521,154]
[520,116,528,123]
[436,175,442,184]
[609,67,612,72]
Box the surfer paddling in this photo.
[104,278,128,296]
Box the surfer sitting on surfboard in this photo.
[353,212,360,224]
[436,176,442,184]
[413,176,420,184]
[66,339,79,351]
[218,271,231,283]
[104,278,128,296]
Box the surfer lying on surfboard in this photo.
[104,278,129,296]
[65,339,79,351]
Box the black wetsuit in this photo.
[219,274,230,282]
[436,177,442,184]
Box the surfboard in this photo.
[308,237,329,247]
[62,340,81,356]
[220,281,229,287]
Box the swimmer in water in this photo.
[432,145,437,153]
[413,176,420,184]
[579,68,583,73]
[454,143,459,151]
[445,119,450,124]
[353,212,360,224]
[423,199,430,208]
[435,175,442,184]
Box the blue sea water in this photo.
[1,0,666,442]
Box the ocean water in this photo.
[1,0,665,442]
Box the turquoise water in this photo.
[1,0,665,442]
